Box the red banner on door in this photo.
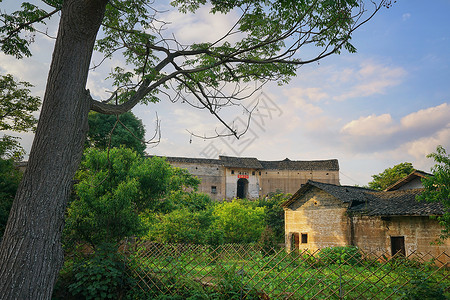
[238,175,249,179]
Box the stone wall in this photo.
[284,187,351,251]
[169,161,226,200]
[352,215,450,256]
[260,170,339,196]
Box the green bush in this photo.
[395,266,447,299]
[318,246,362,266]
[55,245,133,300]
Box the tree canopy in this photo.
[0,74,41,160]
[65,147,200,249]
[417,146,450,240]
[0,1,391,298]
[86,111,146,155]
[368,162,415,191]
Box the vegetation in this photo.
[0,74,41,160]
[86,111,146,155]
[64,147,200,249]
[53,243,448,299]
[0,158,22,238]
[368,162,415,190]
[417,145,450,240]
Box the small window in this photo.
[231,170,235,174]
[301,233,308,244]
[252,171,255,175]
[259,171,261,175]
[211,186,217,194]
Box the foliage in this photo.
[258,226,279,257]
[0,135,26,161]
[146,208,214,244]
[417,145,450,240]
[368,162,415,190]
[212,199,265,243]
[0,74,41,160]
[123,243,449,299]
[64,148,200,249]
[257,192,291,243]
[54,245,133,300]
[0,74,40,132]
[0,158,22,238]
[86,111,146,155]
[318,246,362,266]
[395,267,447,299]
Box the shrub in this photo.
[318,246,362,266]
[55,245,133,300]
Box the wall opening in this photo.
[391,236,405,256]
[236,178,248,199]
[301,233,308,244]
[290,233,299,251]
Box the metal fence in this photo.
[123,242,449,299]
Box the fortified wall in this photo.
[162,155,340,200]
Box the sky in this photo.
[1,1,449,186]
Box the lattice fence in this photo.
[123,242,449,299]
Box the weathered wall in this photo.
[284,187,350,251]
[260,170,339,197]
[352,215,450,257]
[396,177,423,190]
[169,161,226,200]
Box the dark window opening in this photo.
[231,170,235,174]
[391,236,405,256]
[259,171,261,175]
[252,171,255,175]
[301,233,308,244]
[211,186,217,194]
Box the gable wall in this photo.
[396,177,423,190]
[284,187,350,251]
[352,215,450,257]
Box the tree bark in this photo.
[0,1,108,299]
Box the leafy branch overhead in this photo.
[1,0,390,138]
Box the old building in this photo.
[160,155,340,200]
[282,179,449,257]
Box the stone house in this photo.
[282,179,449,257]
[160,155,340,200]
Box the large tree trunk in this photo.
[0,1,107,299]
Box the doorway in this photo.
[391,236,405,256]
[236,178,248,199]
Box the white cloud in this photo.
[333,61,407,101]
[163,5,242,45]
[338,103,450,153]
[402,13,411,21]
[341,114,394,136]
[400,103,450,131]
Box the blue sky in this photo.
[1,1,449,186]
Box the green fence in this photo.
[123,242,449,299]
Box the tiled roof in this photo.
[384,170,432,191]
[351,189,444,216]
[282,180,371,207]
[148,155,339,171]
[283,180,444,216]
[162,156,222,165]
[219,156,263,169]
[259,158,339,171]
